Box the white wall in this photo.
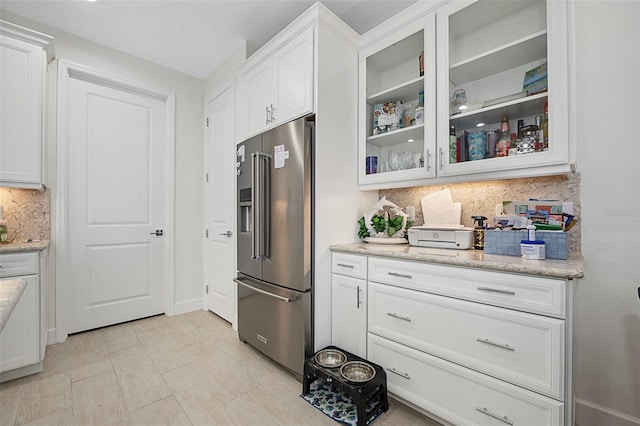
[204,42,251,99]
[0,11,205,331]
[573,1,640,425]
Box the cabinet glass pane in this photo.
[365,29,426,178]
[447,0,550,166]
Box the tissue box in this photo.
[485,229,568,259]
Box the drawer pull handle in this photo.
[477,338,515,352]
[337,263,355,268]
[387,312,412,322]
[477,286,516,295]
[387,368,411,380]
[475,407,514,425]
[388,272,412,279]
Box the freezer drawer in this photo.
[235,275,312,377]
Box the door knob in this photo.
[219,231,232,237]
[150,229,164,236]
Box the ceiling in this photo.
[0,0,418,80]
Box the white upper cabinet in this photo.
[236,27,314,141]
[436,0,570,178]
[0,21,53,189]
[358,14,436,188]
[358,0,571,189]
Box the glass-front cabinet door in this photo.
[358,14,436,188]
[436,0,570,177]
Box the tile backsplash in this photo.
[0,187,50,243]
[380,173,581,254]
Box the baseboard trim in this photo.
[172,298,203,316]
[576,398,640,426]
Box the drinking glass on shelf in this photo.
[452,88,467,112]
[388,152,401,171]
[413,152,423,169]
[401,152,414,169]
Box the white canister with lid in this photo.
[521,239,545,260]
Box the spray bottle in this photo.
[0,206,8,243]
[472,215,487,250]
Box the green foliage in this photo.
[357,217,369,239]
[357,214,413,240]
[371,215,386,233]
[387,215,404,237]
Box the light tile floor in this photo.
[0,310,442,425]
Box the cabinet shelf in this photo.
[367,77,423,105]
[367,124,424,148]
[450,30,547,86]
[450,92,547,131]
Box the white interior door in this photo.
[204,86,236,324]
[65,71,169,334]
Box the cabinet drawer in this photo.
[368,257,566,318]
[368,334,564,426]
[332,253,367,279]
[368,282,565,399]
[0,252,39,278]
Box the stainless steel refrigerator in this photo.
[235,115,313,377]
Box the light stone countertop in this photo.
[0,278,27,332]
[0,240,50,254]
[331,242,584,279]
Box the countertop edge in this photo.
[0,240,50,254]
[330,243,584,280]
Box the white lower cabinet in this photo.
[0,250,47,381]
[368,334,564,426]
[368,282,565,400]
[0,275,39,372]
[329,252,573,426]
[331,253,367,358]
[331,274,367,358]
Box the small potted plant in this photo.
[357,197,412,242]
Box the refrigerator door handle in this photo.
[260,152,270,259]
[251,152,259,259]
[251,151,271,259]
[234,278,297,303]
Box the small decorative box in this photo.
[485,229,568,260]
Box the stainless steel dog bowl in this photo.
[314,349,347,368]
[340,361,376,383]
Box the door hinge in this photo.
[206,117,209,127]
[206,173,209,183]
[206,285,209,294]
[206,229,209,238]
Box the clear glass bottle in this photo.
[495,115,511,157]
[449,125,457,163]
[414,90,424,125]
[541,102,549,149]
